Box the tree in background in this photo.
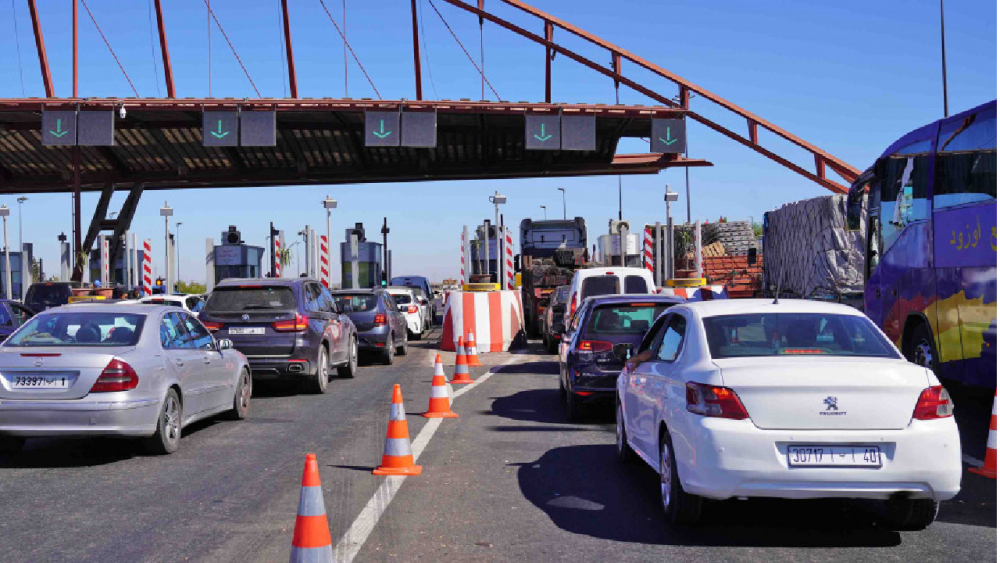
[177,281,207,294]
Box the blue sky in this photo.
[0,0,996,283]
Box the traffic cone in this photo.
[970,388,997,479]
[451,336,474,385]
[290,454,334,563]
[373,384,423,476]
[423,354,459,418]
[466,331,482,366]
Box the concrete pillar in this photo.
[205,238,215,290]
[60,241,71,282]
[350,234,359,289]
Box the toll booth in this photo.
[340,223,384,289]
[0,246,32,299]
[213,227,264,283]
[89,246,149,287]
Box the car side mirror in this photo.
[217,338,233,351]
[613,343,633,362]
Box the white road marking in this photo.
[333,354,525,563]
[962,454,984,467]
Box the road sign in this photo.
[240,111,276,146]
[203,112,239,147]
[401,112,436,148]
[525,115,561,150]
[651,118,686,154]
[77,111,115,146]
[364,111,400,147]
[41,111,77,146]
[561,115,596,151]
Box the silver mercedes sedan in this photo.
[0,304,251,455]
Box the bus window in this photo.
[934,106,998,209]
[878,154,930,252]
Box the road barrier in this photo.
[319,235,330,288]
[505,226,515,290]
[290,454,335,563]
[465,331,482,367]
[450,337,474,385]
[439,290,525,353]
[970,389,997,479]
[422,354,459,419]
[643,227,654,277]
[373,384,422,476]
[142,239,153,296]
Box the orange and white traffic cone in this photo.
[373,384,423,476]
[290,454,334,562]
[451,336,474,385]
[423,354,459,418]
[466,331,482,366]
[970,388,997,479]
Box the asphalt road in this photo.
[0,334,994,562]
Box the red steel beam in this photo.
[153,0,176,97]
[544,21,553,103]
[410,0,423,100]
[280,0,298,98]
[26,0,54,97]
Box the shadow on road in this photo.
[490,388,614,425]
[492,361,559,375]
[515,443,905,548]
[0,437,140,468]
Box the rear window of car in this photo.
[581,276,620,299]
[703,313,899,358]
[5,312,145,347]
[334,293,377,312]
[624,275,649,294]
[204,286,297,312]
[391,293,412,305]
[138,299,184,308]
[583,303,671,338]
[25,284,72,304]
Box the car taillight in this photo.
[912,385,954,420]
[578,340,613,353]
[374,314,387,325]
[202,321,223,332]
[90,359,139,393]
[273,313,309,332]
[407,305,419,314]
[569,293,577,318]
[685,382,749,420]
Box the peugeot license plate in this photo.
[11,375,71,389]
[787,445,882,467]
[229,327,265,335]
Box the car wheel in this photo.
[0,435,25,454]
[143,388,182,455]
[383,334,395,365]
[565,387,582,422]
[413,327,423,341]
[905,323,937,373]
[306,347,331,394]
[884,497,939,530]
[660,430,702,525]
[616,402,638,464]
[397,333,408,355]
[228,368,252,420]
[338,337,358,379]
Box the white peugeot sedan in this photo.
[616,299,961,530]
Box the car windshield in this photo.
[204,286,297,312]
[5,312,145,347]
[391,293,412,305]
[583,303,672,338]
[703,313,899,358]
[334,294,377,312]
[581,276,620,299]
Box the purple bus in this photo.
[847,100,996,387]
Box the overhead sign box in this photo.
[240,111,276,147]
[77,111,115,146]
[41,111,77,146]
[525,115,561,150]
[561,115,596,151]
[203,112,239,147]
[651,118,686,154]
[364,111,400,147]
[401,112,437,148]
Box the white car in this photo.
[616,299,961,530]
[134,294,206,317]
[563,267,655,329]
[386,287,425,340]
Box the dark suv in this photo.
[331,289,408,364]
[200,278,358,393]
[24,282,81,312]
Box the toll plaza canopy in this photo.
[0,98,711,194]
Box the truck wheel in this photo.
[905,323,937,373]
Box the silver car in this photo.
[0,304,251,455]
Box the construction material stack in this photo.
[702,220,758,255]
[518,218,588,337]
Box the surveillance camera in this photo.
[118,106,127,120]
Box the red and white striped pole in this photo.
[274,233,282,278]
[142,239,153,296]
[460,228,466,283]
[643,227,655,278]
[505,227,515,290]
[318,235,330,288]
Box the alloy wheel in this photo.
[164,394,181,444]
[660,442,672,511]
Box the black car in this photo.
[199,278,358,394]
[24,282,82,312]
[331,289,408,365]
[0,300,35,340]
[542,285,571,354]
[558,294,683,420]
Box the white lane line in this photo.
[962,454,984,467]
[333,354,524,563]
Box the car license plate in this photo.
[11,375,71,389]
[229,327,265,335]
[787,445,882,468]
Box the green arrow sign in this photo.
[210,119,230,139]
[49,118,68,138]
[533,123,553,142]
[658,127,678,146]
[373,119,392,139]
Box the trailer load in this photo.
[517,218,588,337]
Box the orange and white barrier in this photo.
[290,453,335,562]
[274,234,282,277]
[658,285,728,301]
[439,290,524,353]
[319,235,330,288]
[643,227,654,277]
[505,227,515,290]
[142,239,152,296]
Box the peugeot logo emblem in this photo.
[33,357,43,368]
[824,396,838,411]
[242,314,250,321]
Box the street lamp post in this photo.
[175,221,183,288]
[489,191,507,284]
[557,188,566,219]
[0,205,10,299]
[160,202,173,294]
[665,185,679,282]
[16,197,27,261]
[323,195,337,285]
[540,205,547,220]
